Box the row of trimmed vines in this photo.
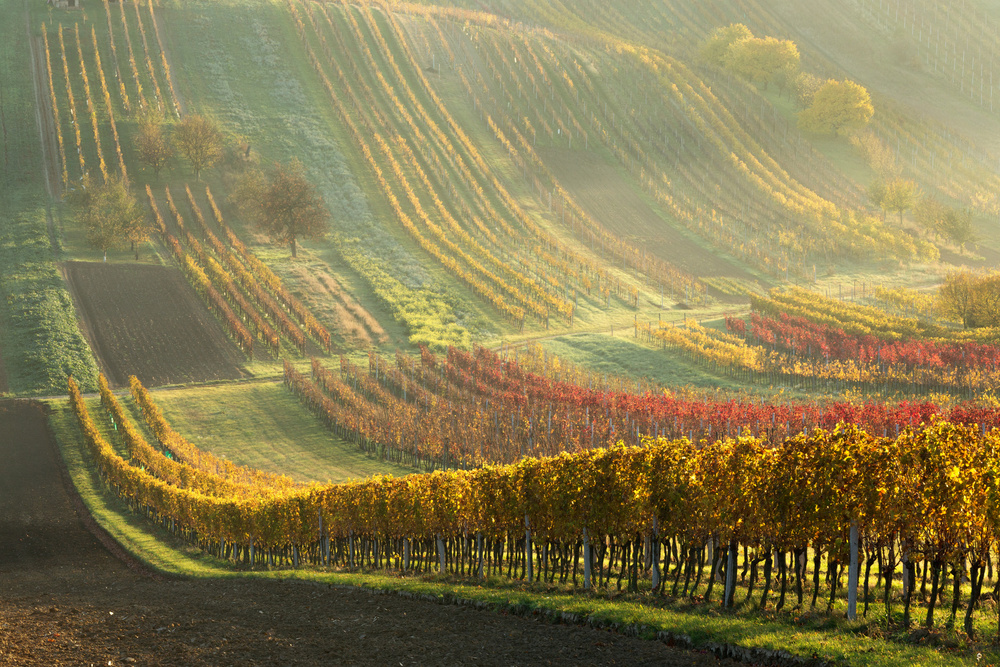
[72,375,1000,637]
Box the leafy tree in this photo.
[231,159,329,257]
[849,131,899,179]
[866,180,888,221]
[913,195,947,236]
[794,72,824,108]
[136,116,173,177]
[882,178,920,225]
[797,79,874,136]
[723,36,800,91]
[74,175,148,261]
[913,197,975,250]
[939,207,976,251]
[938,271,1000,328]
[173,114,223,179]
[700,23,753,66]
[938,272,978,328]
[970,187,1000,220]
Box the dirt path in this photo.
[26,20,60,201]
[0,400,741,666]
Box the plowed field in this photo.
[0,400,739,666]
[63,261,247,388]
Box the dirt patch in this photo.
[539,146,762,286]
[0,400,741,666]
[64,261,247,388]
[286,263,389,348]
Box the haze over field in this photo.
[3,0,1000,665]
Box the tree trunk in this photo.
[704,547,721,603]
[794,547,805,608]
[925,559,943,628]
[863,552,876,618]
[811,549,822,608]
[965,560,983,639]
[291,236,298,258]
[949,562,962,628]
[759,550,773,610]
[776,551,788,611]
[903,559,917,628]
[690,542,707,599]
[883,542,895,619]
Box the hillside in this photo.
[3,0,997,392]
[4,0,1000,663]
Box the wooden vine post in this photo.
[583,527,592,589]
[437,534,446,573]
[650,519,660,591]
[847,520,860,620]
[525,515,533,582]
[476,532,485,579]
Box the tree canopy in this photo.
[938,271,1000,329]
[882,178,920,225]
[723,35,800,91]
[700,23,753,66]
[938,207,976,251]
[136,116,173,177]
[913,195,948,235]
[173,114,223,179]
[850,131,899,179]
[231,160,329,257]
[797,79,874,135]
[866,180,888,221]
[74,175,148,261]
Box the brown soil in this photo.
[63,261,247,388]
[0,399,741,666]
[539,146,763,286]
[286,264,390,348]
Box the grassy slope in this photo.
[157,0,680,348]
[536,333,750,392]
[23,2,1000,661]
[0,1,99,395]
[128,381,416,483]
[155,0,489,351]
